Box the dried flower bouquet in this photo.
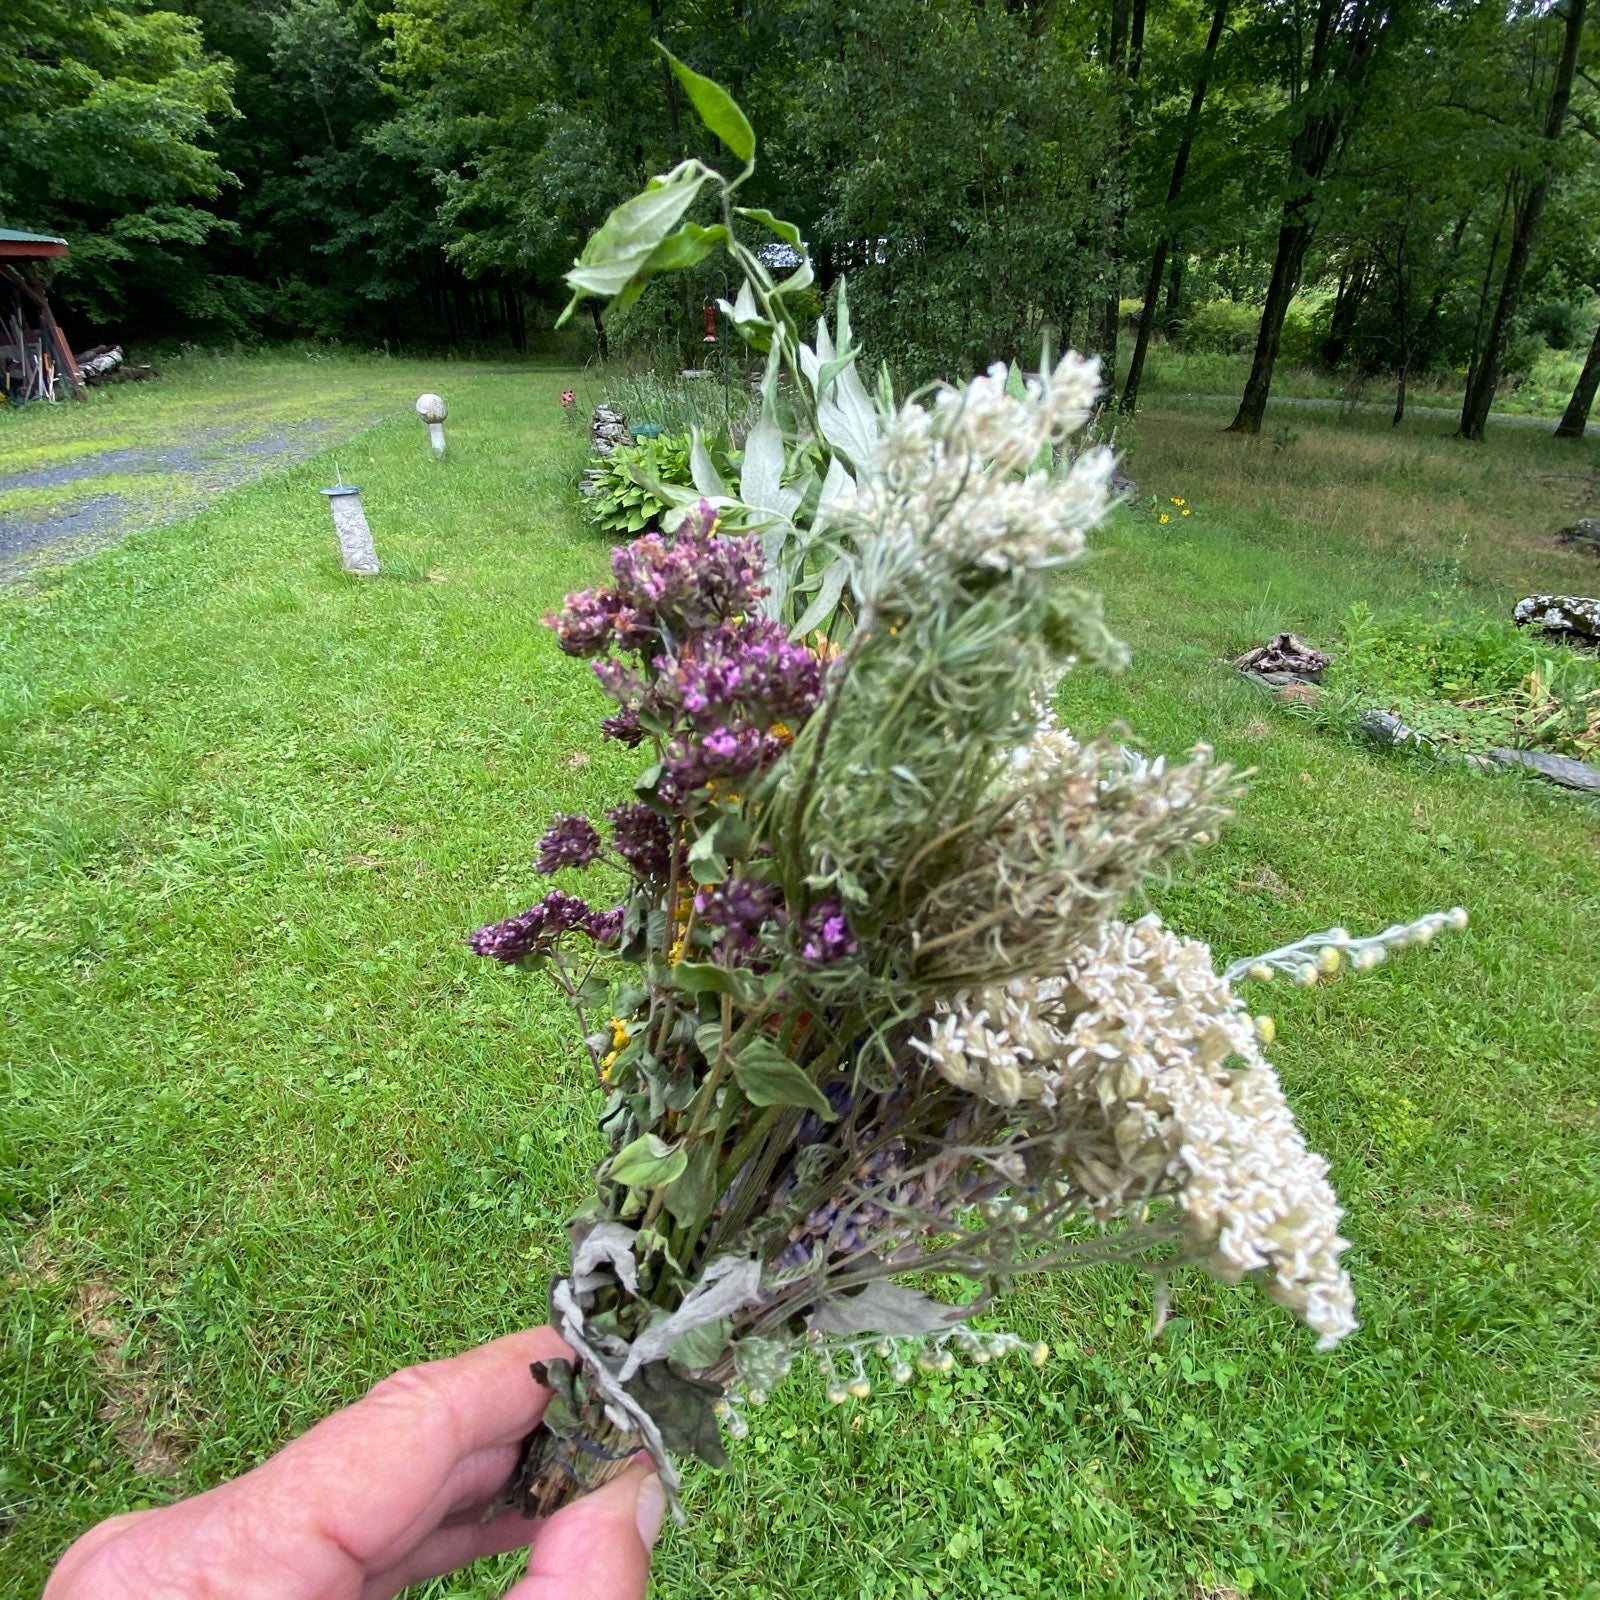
[469,53,1465,1522]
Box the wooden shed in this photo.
[1,229,83,401]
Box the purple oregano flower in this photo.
[608,803,672,879]
[469,890,595,963]
[799,900,857,965]
[535,814,603,873]
[693,876,781,961]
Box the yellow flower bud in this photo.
[1254,1015,1276,1047]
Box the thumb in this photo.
[506,1459,664,1600]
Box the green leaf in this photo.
[558,166,710,319]
[658,46,755,168]
[689,812,751,875]
[735,206,803,248]
[612,221,729,313]
[693,1021,724,1060]
[667,961,737,995]
[667,1315,731,1370]
[609,1133,689,1189]
[732,1037,835,1116]
[663,1143,715,1228]
[669,962,769,1006]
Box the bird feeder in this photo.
[320,483,379,575]
[416,392,447,458]
[702,303,717,344]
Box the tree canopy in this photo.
[2,0,1596,433]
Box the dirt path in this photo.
[0,415,379,581]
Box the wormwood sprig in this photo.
[468,64,1469,1525]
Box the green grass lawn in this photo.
[2,362,1597,1599]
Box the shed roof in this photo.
[0,229,69,259]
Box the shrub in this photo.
[1324,603,1600,757]
[1176,299,1318,364]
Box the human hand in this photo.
[44,1327,663,1600]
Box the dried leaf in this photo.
[806,1280,967,1338]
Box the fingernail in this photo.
[634,1471,665,1550]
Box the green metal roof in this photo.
[0,229,68,246]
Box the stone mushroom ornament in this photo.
[416,392,448,458]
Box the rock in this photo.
[1357,708,1430,749]
[1486,748,1600,792]
[1512,594,1600,645]
[1555,518,1600,554]
[590,404,630,457]
[1275,680,1322,707]
[1111,469,1139,499]
[1234,632,1331,681]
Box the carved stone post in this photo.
[320,485,379,575]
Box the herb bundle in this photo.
[469,54,1465,1523]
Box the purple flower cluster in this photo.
[607,803,672,879]
[584,904,625,947]
[773,1138,913,1270]
[693,875,781,961]
[661,725,770,802]
[610,525,764,641]
[799,900,857,965]
[549,504,827,812]
[550,589,618,657]
[469,890,610,963]
[535,814,602,873]
[599,707,645,747]
[547,500,764,660]
[651,619,823,731]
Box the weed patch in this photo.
[1322,603,1600,757]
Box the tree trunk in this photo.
[1227,221,1314,433]
[1554,317,1600,439]
[588,300,609,362]
[1163,248,1184,329]
[1226,0,1394,435]
[1096,0,1145,374]
[1120,0,1228,413]
[1459,0,1586,442]
[1322,261,1370,366]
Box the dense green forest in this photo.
[2,0,1597,433]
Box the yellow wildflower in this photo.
[609,1018,630,1051]
[1172,497,1186,506]
[1159,513,1170,524]
[1181,508,1191,516]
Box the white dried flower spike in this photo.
[915,915,1359,1349]
[843,354,1114,596]
[1225,907,1468,985]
